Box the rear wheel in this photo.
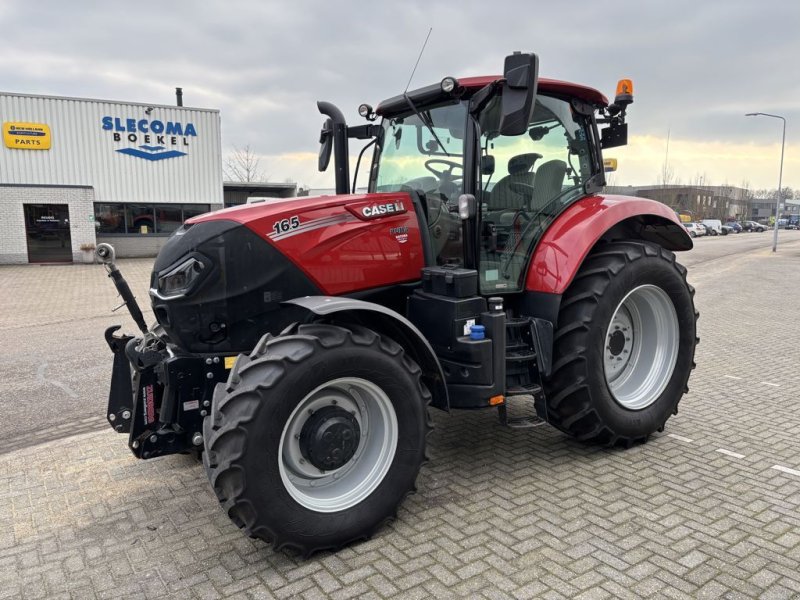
[203,323,431,555]
[539,241,698,446]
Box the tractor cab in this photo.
[319,53,634,298]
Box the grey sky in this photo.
[1,0,797,189]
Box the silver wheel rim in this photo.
[278,377,398,512]
[603,284,680,410]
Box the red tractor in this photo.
[98,52,697,555]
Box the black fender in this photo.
[285,296,449,410]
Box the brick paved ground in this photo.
[1,236,800,599]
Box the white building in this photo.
[0,91,222,263]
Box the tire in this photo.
[538,241,698,447]
[689,231,696,238]
[203,323,431,555]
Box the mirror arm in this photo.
[469,82,500,115]
[347,124,382,140]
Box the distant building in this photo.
[223,181,297,207]
[605,185,753,221]
[1,90,222,263]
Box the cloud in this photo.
[1,0,797,190]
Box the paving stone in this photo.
[2,230,800,598]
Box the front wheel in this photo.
[203,323,431,555]
[539,241,698,446]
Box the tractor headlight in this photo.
[441,76,458,93]
[156,257,205,298]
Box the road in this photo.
[2,228,799,598]
[0,229,798,451]
[679,229,784,268]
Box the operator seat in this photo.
[529,159,567,211]
[487,153,542,210]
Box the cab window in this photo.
[477,94,593,293]
[372,102,468,265]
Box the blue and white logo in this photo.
[116,145,187,161]
[101,116,197,161]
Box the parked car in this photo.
[701,219,723,236]
[684,222,706,238]
[741,220,767,232]
[720,224,733,235]
[786,217,800,230]
[724,221,742,233]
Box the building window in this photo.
[127,204,155,234]
[182,204,210,221]
[94,203,126,233]
[94,203,211,235]
[156,206,183,234]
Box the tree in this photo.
[224,144,268,182]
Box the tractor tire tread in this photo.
[539,241,697,447]
[202,323,431,556]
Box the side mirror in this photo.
[481,155,495,176]
[318,118,333,171]
[499,52,539,136]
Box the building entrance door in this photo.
[23,204,72,263]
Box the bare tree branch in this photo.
[224,144,268,182]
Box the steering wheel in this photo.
[424,159,463,180]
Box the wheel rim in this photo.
[603,285,680,410]
[279,377,398,512]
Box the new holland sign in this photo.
[101,116,197,161]
[3,122,51,150]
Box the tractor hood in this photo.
[150,192,425,353]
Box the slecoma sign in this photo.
[101,116,198,161]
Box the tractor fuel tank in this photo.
[407,267,505,408]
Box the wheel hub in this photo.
[608,329,626,356]
[603,285,680,410]
[279,377,399,513]
[299,406,361,471]
[605,307,634,377]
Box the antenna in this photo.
[404,28,432,93]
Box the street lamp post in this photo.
[745,112,786,252]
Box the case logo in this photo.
[361,201,406,219]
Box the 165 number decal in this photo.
[272,216,300,235]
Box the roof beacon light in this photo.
[615,79,634,106]
[441,76,458,93]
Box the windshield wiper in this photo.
[402,92,451,157]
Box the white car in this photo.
[684,222,706,238]
[701,219,723,236]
